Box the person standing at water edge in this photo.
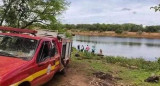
[100,49,103,55]
[81,45,84,52]
[86,45,90,52]
[92,45,95,54]
[77,45,80,51]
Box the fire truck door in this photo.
[49,41,60,76]
[33,41,52,85]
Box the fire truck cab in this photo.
[0,26,72,86]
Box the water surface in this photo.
[73,35,160,61]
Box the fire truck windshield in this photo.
[0,35,38,61]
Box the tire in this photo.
[19,82,30,86]
[59,67,66,75]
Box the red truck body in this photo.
[0,26,72,86]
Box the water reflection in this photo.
[73,35,160,61]
[145,43,160,47]
[76,39,142,46]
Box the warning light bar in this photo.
[0,26,37,35]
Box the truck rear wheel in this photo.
[19,81,30,86]
[59,67,66,74]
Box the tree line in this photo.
[64,24,160,33]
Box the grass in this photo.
[104,56,160,71]
[71,48,160,86]
[75,48,160,71]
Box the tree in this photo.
[151,4,160,12]
[115,28,123,34]
[145,26,160,32]
[0,0,68,29]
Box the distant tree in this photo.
[63,24,160,33]
[115,28,123,34]
[0,0,68,29]
[65,24,76,29]
[99,24,106,32]
[151,4,160,12]
[145,26,160,32]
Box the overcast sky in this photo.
[61,0,160,25]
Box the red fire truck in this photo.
[0,26,72,86]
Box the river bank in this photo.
[72,48,160,86]
[44,48,160,86]
[71,31,160,39]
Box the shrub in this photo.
[115,29,123,34]
[137,30,143,35]
[105,56,160,71]
[123,31,128,34]
[65,32,72,38]
[82,51,93,59]
[157,57,160,65]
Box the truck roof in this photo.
[0,26,58,41]
[0,33,57,41]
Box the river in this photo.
[72,35,160,61]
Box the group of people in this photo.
[77,45,102,55]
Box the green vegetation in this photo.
[76,50,160,71]
[115,28,123,34]
[151,4,160,12]
[73,48,160,71]
[64,23,160,33]
[65,32,72,38]
[72,48,160,86]
[0,0,68,29]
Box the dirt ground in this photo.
[43,60,116,86]
[43,60,91,86]
[43,68,89,86]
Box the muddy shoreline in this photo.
[71,31,160,39]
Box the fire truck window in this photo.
[0,35,38,61]
[49,42,57,57]
[37,41,51,62]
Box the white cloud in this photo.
[61,0,160,25]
